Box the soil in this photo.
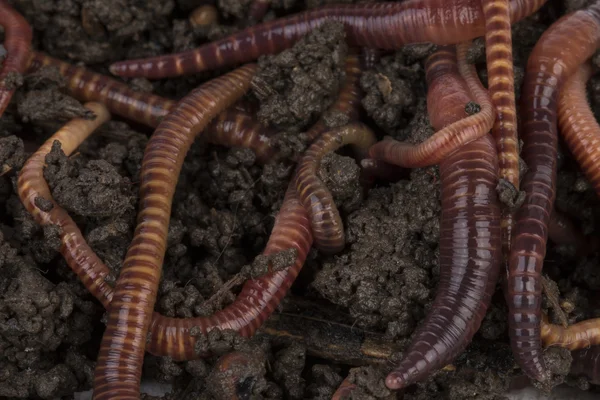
[1,0,600,399]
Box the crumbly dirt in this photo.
[1,0,600,399]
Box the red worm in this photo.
[367,41,495,168]
[17,102,312,368]
[108,0,547,79]
[0,0,33,117]
[385,46,502,390]
[506,2,600,382]
[304,54,363,142]
[571,347,600,384]
[294,123,376,254]
[558,63,600,197]
[541,313,600,351]
[204,109,277,163]
[92,64,258,400]
[26,52,176,128]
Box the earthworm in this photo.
[207,350,265,399]
[0,0,33,117]
[332,377,358,400]
[294,122,376,254]
[571,347,600,384]
[385,45,502,390]
[558,63,600,196]
[304,54,363,142]
[17,102,114,309]
[108,0,547,79]
[26,52,176,128]
[541,313,600,351]
[93,64,257,400]
[17,103,312,367]
[189,5,219,27]
[204,109,277,163]
[248,0,270,22]
[367,41,495,168]
[506,2,600,382]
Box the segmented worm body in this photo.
[541,313,600,351]
[367,41,495,168]
[558,63,600,196]
[26,52,175,128]
[108,0,547,79]
[17,103,114,309]
[385,46,502,390]
[204,109,276,163]
[507,2,600,382]
[571,347,600,384]
[294,123,376,254]
[0,0,33,117]
[93,64,258,400]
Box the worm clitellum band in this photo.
[506,1,600,382]
[107,0,547,79]
[384,45,502,390]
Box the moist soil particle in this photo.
[2,1,600,399]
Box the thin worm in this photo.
[332,377,358,400]
[294,123,376,254]
[204,109,277,163]
[571,347,600,384]
[108,0,547,79]
[189,5,219,27]
[385,46,502,390]
[304,54,363,142]
[207,351,265,399]
[93,64,257,400]
[0,0,33,117]
[17,108,312,368]
[541,313,600,351]
[26,52,176,128]
[17,102,114,308]
[558,63,600,196]
[367,41,495,168]
[506,2,600,382]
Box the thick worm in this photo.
[367,41,495,168]
[26,52,175,128]
[17,102,113,308]
[558,63,600,196]
[93,64,257,400]
[204,109,277,163]
[108,0,547,79]
[294,123,376,254]
[384,46,502,390]
[571,347,600,384]
[506,2,600,382]
[304,53,363,142]
[0,0,33,117]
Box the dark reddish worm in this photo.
[548,209,591,256]
[93,64,258,400]
[367,41,495,168]
[108,0,547,79]
[294,123,376,254]
[26,52,176,128]
[506,2,600,382]
[248,0,270,22]
[571,347,600,384]
[558,63,600,196]
[385,45,502,390]
[0,0,33,117]
[17,101,312,368]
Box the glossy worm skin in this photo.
[367,41,495,168]
[108,0,547,79]
[294,123,376,254]
[204,109,276,163]
[26,52,175,128]
[558,63,600,196]
[93,64,258,400]
[0,0,33,117]
[17,102,114,309]
[304,54,363,142]
[571,347,600,384]
[541,313,600,351]
[385,46,502,390]
[507,2,600,382]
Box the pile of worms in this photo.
[4,0,600,398]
